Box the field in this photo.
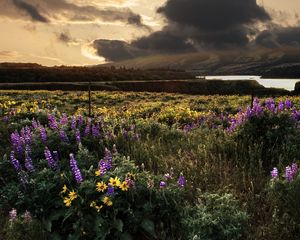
[1,90,300,240]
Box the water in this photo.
[198,75,300,91]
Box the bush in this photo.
[182,191,248,240]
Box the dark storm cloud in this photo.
[12,0,48,23]
[256,26,300,48]
[93,0,272,61]
[93,40,147,62]
[0,0,149,28]
[157,0,270,32]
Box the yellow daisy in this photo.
[119,181,129,191]
[95,170,101,177]
[63,197,72,207]
[102,196,113,207]
[96,181,107,192]
[109,177,121,187]
[68,190,77,201]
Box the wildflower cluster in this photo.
[271,163,299,182]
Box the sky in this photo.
[0,0,299,66]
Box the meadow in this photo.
[1,90,300,240]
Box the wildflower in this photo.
[25,148,34,172]
[23,211,32,222]
[164,173,172,180]
[109,177,121,187]
[71,116,77,129]
[271,167,278,180]
[119,181,129,191]
[59,129,69,143]
[68,190,77,201]
[61,184,68,194]
[285,166,293,182]
[44,147,58,170]
[102,196,113,207]
[70,153,83,184]
[10,151,21,172]
[75,129,81,143]
[95,205,103,212]
[92,124,101,138]
[48,114,58,130]
[90,201,97,208]
[107,184,115,196]
[291,163,298,177]
[160,181,167,188]
[95,169,101,176]
[39,126,47,143]
[60,113,68,125]
[9,208,17,222]
[64,197,72,207]
[177,173,186,188]
[285,99,292,109]
[96,181,107,192]
[278,101,284,111]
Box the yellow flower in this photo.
[96,181,107,192]
[95,205,103,212]
[61,184,67,194]
[119,181,129,191]
[68,190,77,201]
[95,170,101,177]
[64,197,72,207]
[90,201,97,208]
[102,196,113,207]
[109,177,121,187]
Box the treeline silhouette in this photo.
[0,63,194,83]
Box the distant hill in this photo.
[103,47,300,78]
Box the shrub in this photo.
[182,191,248,240]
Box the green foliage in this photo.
[182,192,248,240]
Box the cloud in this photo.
[0,0,149,28]
[256,25,300,48]
[91,0,273,61]
[11,0,48,22]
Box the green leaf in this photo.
[120,232,133,240]
[140,219,156,238]
[114,219,124,232]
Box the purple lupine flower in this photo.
[291,163,298,177]
[32,119,39,129]
[159,181,167,188]
[107,184,114,196]
[59,129,69,143]
[21,127,32,145]
[39,126,47,143]
[271,167,278,180]
[71,116,77,129]
[25,148,34,172]
[278,101,284,111]
[98,149,113,176]
[133,133,140,141]
[9,208,17,222]
[285,99,292,109]
[265,98,276,112]
[11,131,24,156]
[292,110,300,122]
[48,114,58,130]
[84,123,91,136]
[252,99,263,117]
[75,129,81,143]
[44,147,57,170]
[77,115,84,126]
[10,151,21,172]
[60,113,68,125]
[92,124,100,138]
[177,173,186,188]
[70,153,83,184]
[285,166,293,182]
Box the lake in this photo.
[198,76,300,91]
